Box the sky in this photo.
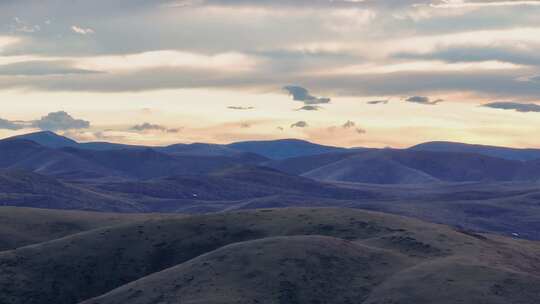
[1,0,540,148]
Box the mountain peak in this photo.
[227,138,345,159]
[6,131,78,148]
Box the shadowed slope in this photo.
[0,208,538,304]
[83,236,410,304]
[0,207,163,251]
[0,170,142,212]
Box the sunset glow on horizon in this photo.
[1,0,540,148]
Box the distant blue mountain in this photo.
[8,131,142,151]
[9,131,79,148]
[5,132,353,159]
[227,139,347,159]
[410,141,540,161]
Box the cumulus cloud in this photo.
[296,105,322,111]
[291,121,309,128]
[482,102,540,113]
[130,122,181,133]
[227,106,254,110]
[0,118,24,130]
[406,96,444,105]
[31,111,90,131]
[284,86,331,105]
[0,111,89,131]
[367,100,389,105]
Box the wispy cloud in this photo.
[367,100,389,105]
[406,96,444,105]
[71,25,95,35]
[431,1,540,8]
[130,122,181,133]
[0,60,100,76]
[227,106,255,110]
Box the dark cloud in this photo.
[0,61,101,76]
[290,121,308,128]
[31,111,90,131]
[227,106,255,110]
[296,105,322,111]
[482,102,540,113]
[367,100,389,105]
[0,118,24,130]
[283,86,331,105]
[406,96,444,105]
[130,122,180,133]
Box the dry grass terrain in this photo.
[0,207,538,304]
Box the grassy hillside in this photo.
[0,207,163,251]
[0,208,538,304]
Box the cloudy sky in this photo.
[1,0,540,147]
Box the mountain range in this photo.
[4,131,540,183]
[1,131,540,241]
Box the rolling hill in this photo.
[411,141,540,161]
[0,208,538,304]
[0,169,141,212]
[0,207,163,251]
[270,149,540,184]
